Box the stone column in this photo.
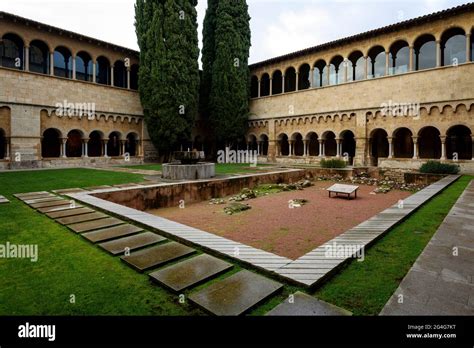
[412,136,419,159]
[387,137,394,159]
[50,51,55,76]
[436,40,441,67]
[61,138,67,158]
[303,140,308,157]
[336,138,341,157]
[120,140,126,156]
[83,139,89,158]
[471,135,474,161]
[92,61,97,83]
[364,56,368,79]
[440,136,446,160]
[319,139,325,157]
[72,55,76,79]
[385,51,389,75]
[343,59,348,83]
[4,137,10,160]
[466,33,471,62]
[110,65,114,86]
[282,75,285,93]
[288,140,293,156]
[127,68,131,89]
[257,78,261,97]
[310,68,314,88]
[257,141,262,156]
[409,45,414,71]
[103,140,109,157]
[326,65,330,85]
[24,46,29,71]
[295,72,299,91]
[269,78,273,96]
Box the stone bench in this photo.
[327,184,359,200]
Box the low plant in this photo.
[320,158,347,168]
[419,160,460,174]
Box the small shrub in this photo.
[419,161,460,174]
[320,158,347,168]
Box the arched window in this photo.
[389,40,409,75]
[291,133,304,156]
[66,130,83,157]
[54,46,72,78]
[393,128,413,158]
[323,131,337,156]
[41,128,61,158]
[0,33,24,69]
[113,60,127,88]
[29,40,49,74]
[260,73,270,97]
[250,75,259,98]
[368,46,385,78]
[278,134,289,156]
[130,64,139,90]
[298,64,311,90]
[441,28,466,66]
[313,60,328,87]
[88,131,103,157]
[418,126,441,159]
[284,67,296,92]
[340,130,356,164]
[446,125,472,160]
[329,56,344,85]
[370,128,389,166]
[125,133,138,156]
[306,132,319,156]
[271,70,282,95]
[76,51,93,82]
[108,132,121,157]
[347,51,364,82]
[96,56,110,85]
[259,134,269,156]
[414,34,436,71]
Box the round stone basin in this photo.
[162,162,216,180]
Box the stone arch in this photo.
[113,60,128,88]
[298,63,311,90]
[305,131,319,156]
[441,27,466,66]
[322,130,337,156]
[29,39,50,74]
[96,56,111,85]
[393,127,414,158]
[250,75,259,98]
[340,129,356,164]
[53,46,73,78]
[414,33,436,70]
[126,132,139,156]
[446,125,472,160]
[329,55,344,85]
[347,50,364,82]
[41,128,62,158]
[367,45,386,78]
[107,131,122,157]
[277,133,289,156]
[389,40,409,75]
[258,133,269,156]
[66,129,84,158]
[76,51,93,82]
[1,32,25,70]
[88,130,104,157]
[271,70,283,95]
[260,73,270,97]
[290,132,304,156]
[313,59,328,87]
[370,128,389,165]
[284,66,297,92]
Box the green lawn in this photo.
[312,175,473,315]
[0,168,203,315]
[121,162,272,174]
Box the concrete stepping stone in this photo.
[46,207,95,219]
[68,217,124,233]
[121,242,196,272]
[24,196,64,204]
[0,195,9,204]
[14,191,49,198]
[149,254,233,292]
[82,224,143,243]
[56,212,108,225]
[30,200,69,209]
[188,270,283,316]
[52,188,86,194]
[38,203,83,214]
[266,292,352,316]
[18,193,56,201]
[98,232,166,255]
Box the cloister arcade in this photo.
[40,128,141,159]
[250,26,473,98]
[0,32,138,90]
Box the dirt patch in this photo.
[149,181,411,260]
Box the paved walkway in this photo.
[381,180,474,315]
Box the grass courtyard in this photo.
[121,162,273,175]
[0,167,470,315]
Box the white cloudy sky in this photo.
[0,0,468,64]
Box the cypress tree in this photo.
[135,0,200,157]
[208,0,251,148]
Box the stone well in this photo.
[162,162,215,180]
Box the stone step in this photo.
[68,217,124,233]
[82,224,144,243]
[46,207,95,219]
[149,254,233,292]
[98,232,166,255]
[266,292,352,316]
[56,212,108,225]
[24,197,64,204]
[38,203,83,214]
[188,270,283,316]
[30,200,70,209]
[120,242,195,272]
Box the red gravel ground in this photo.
[150,181,412,260]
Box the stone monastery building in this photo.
[0,3,473,171]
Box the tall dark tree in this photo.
[200,0,219,118]
[135,0,200,157]
[208,0,251,147]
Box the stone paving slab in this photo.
[56,212,108,225]
[381,180,474,315]
[18,193,56,201]
[46,207,95,219]
[14,191,49,198]
[30,199,69,209]
[266,291,352,316]
[121,242,196,272]
[52,188,87,194]
[0,195,9,204]
[24,196,64,204]
[189,270,283,316]
[82,224,144,243]
[149,254,233,292]
[68,217,124,233]
[98,231,166,255]
[38,203,83,214]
